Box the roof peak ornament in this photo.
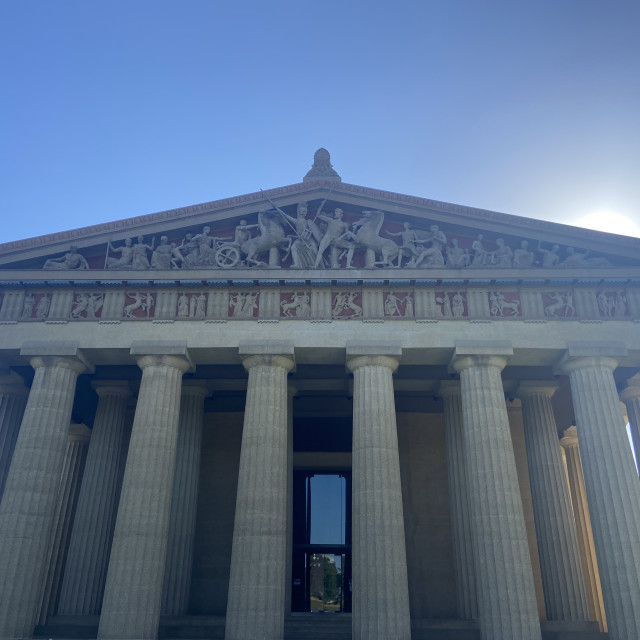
[303,148,341,183]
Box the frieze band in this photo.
[1,285,635,323]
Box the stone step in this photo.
[34,615,607,640]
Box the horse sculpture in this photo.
[352,210,399,268]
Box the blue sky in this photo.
[1,1,639,243]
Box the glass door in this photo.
[291,471,352,612]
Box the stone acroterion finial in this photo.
[303,148,341,183]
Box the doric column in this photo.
[347,342,411,640]
[0,343,90,639]
[558,345,640,640]
[38,424,91,623]
[450,343,541,640]
[161,381,208,615]
[98,342,192,640]
[0,372,29,501]
[619,381,640,472]
[559,427,607,632]
[517,382,589,621]
[58,382,132,615]
[439,380,477,620]
[225,342,295,640]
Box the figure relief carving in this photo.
[435,292,467,317]
[489,292,521,316]
[131,236,155,270]
[177,292,207,318]
[229,292,259,318]
[314,208,356,269]
[384,292,413,317]
[35,294,51,319]
[43,246,89,270]
[71,293,103,319]
[406,225,447,268]
[332,292,362,318]
[123,292,155,318]
[37,203,621,273]
[446,238,470,268]
[22,293,35,318]
[543,291,576,318]
[105,238,135,269]
[538,242,561,267]
[597,290,627,317]
[280,292,311,317]
[513,240,535,268]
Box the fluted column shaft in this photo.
[225,351,294,640]
[58,382,132,615]
[560,356,640,639]
[559,428,607,631]
[161,382,208,615]
[0,375,29,502]
[98,354,191,640]
[440,381,477,619]
[518,383,588,621]
[38,424,91,623]
[0,355,88,639]
[451,353,541,640]
[347,351,411,640]
[619,385,640,473]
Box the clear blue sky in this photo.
[1,1,639,243]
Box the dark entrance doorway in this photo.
[291,471,352,613]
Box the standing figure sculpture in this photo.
[314,208,357,269]
[278,202,322,269]
[132,236,154,270]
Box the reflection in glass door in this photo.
[292,472,352,612]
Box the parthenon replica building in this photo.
[0,149,639,640]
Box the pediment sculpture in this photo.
[28,202,623,272]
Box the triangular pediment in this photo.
[1,179,639,275]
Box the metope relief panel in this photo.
[20,292,51,320]
[123,292,156,319]
[597,290,628,318]
[70,293,104,320]
[383,292,414,317]
[489,291,521,317]
[435,292,467,318]
[177,292,207,319]
[332,291,363,319]
[280,292,311,318]
[228,292,259,318]
[543,291,576,318]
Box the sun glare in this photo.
[576,212,640,238]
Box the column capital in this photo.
[516,380,558,398]
[21,340,93,374]
[619,383,640,404]
[559,425,579,449]
[0,371,29,396]
[448,341,512,375]
[181,380,210,398]
[68,423,91,443]
[91,380,132,398]
[130,341,193,373]
[239,340,295,373]
[555,341,626,376]
[345,341,401,373]
[438,379,461,397]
